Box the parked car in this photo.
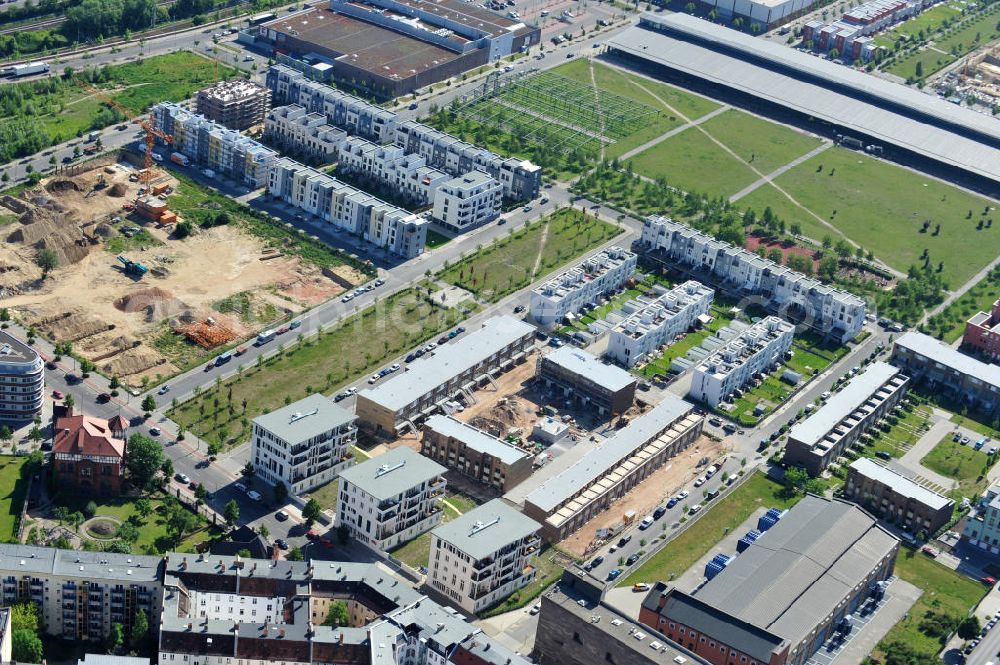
[149,427,161,436]
[158,384,171,394]
[97,393,111,403]
[276,510,289,521]
[234,482,247,492]
[632,583,650,592]
[666,497,679,509]
[653,506,666,519]
[275,538,289,550]
[247,490,262,501]
[175,473,191,484]
[694,476,706,487]
[677,490,689,499]
[617,535,631,548]
[586,555,604,570]
[607,568,622,581]
[639,515,654,530]
[514,305,526,313]
[625,554,640,566]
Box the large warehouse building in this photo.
[607,13,1000,193]
[254,0,539,99]
[640,495,899,665]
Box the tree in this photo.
[224,499,240,526]
[286,546,304,561]
[236,548,251,558]
[259,523,269,540]
[165,503,199,544]
[0,426,12,447]
[834,239,853,258]
[116,521,139,544]
[34,248,58,276]
[767,248,784,264]
[160,458,174,482]
[125,434,164,490]
[141,394,156,413]
[915,61,924,77]
[12,630,42,663]
[135,497,152,519]
[107,622,124,654]
[819,255,840,281]
[130,609,149,648]
[302,498,322,527]
[958,616,981,640]
[11,602,39,633]
[324,600,349,627]
[195,483,208,500]
[64,393,75,409]
[83,500,97,518]
[241,462,255,487]
[274,481,288,505]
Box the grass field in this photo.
[865,403,934,459]
[619,473,799,586]
[0,457,28,542]
[425,230,452,250]
[169,288,469,447]
[437,208,622,302]
[58,494,206,554]
[875,546,986,660]
[737,147,1000,286]
[390,492,480,569]
[921,436,994,496]
[884,3,1000,79]
[927,265,1000,342]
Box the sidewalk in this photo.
[899,415,958,491]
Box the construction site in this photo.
[935,42,1000,109]
[0,157,361,386]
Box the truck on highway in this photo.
[5,61,49,78]
[255,329,276,345]
[170,152,190,166]
[87,131,100,142]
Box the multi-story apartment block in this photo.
[523,395,703,541]
[264,104,347,164]
[0,545,161,643]
[53,409,127,495]
[268,156,427,258]
[152,102,277,188]
[536,346,637,417]
[421,415,534,493]
[250,393,357,497]
[432,170,502,231]
[964,298,1000,361]
[845,458,953,535]
[529,247,638,326]
[640,217,866,343]
[892,331,1000,415]
[196,80,271,131]
[784,362,909,475]
[963,483,1000,554]
[0,331,43,423]
[356,316,536,435]
[606,280,715,367]
[689,317,795,407]
[428,499,541,614]
[338,446,448,552]
[337,135,451,206]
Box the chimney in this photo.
[658,590,668,610]
[181,557,188,570]
[339,633,344,645]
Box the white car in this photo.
[247,490,262,501]
[677,490,690,499]
[158,385,170,395]
[151,153,163,162]
[689,504,702,514]
[389,363,400,372]
[341,294,354,303]
[368,374,380,384]
[529,603,541,615]
[693,476,706,487]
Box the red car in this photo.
[277,326,290,334]
[983,577,997,586]
[305,530,319,540]
[52,390,63,399]
[320,537,333,548]
[204,363,214,372]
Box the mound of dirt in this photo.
[101,346,167,378]
[114,287,175,313]
[108,183,127,197]
[5,206,92,267]
[45,179,81,194]
[94,224,118,238]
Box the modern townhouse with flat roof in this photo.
[421,415,534,493]
[529,247,638,326]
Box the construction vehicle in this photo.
[117,255,149,277]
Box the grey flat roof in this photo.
[0,331,40,365]
[608,14,1000,184]
[691,496,898,648]
[0,544,162,583]
[524,394,694,513]
[850,458,953,510]
[424,415,530,465]
[543,346,637,393]
[895,331,1000,387]
[252,393,355,443]
[788,362,900,447]
[359,316,534,412]
[432,499,539,561]
[338,446,445,501]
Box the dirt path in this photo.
[530,220,552,277]
[441,498,465,516]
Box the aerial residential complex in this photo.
[640,496,899,665]
[522,395,703,541]
[355,316,536,435]
[963,483,1000,553]
[784,362,909,474]
[252,0,539,99]
[529,247,638,326]
[428,499,541,614]
[336,136,451,206]
[536,346,637,417]
[265,65,542,200]
[0,331,43,423]
[421,414,534,493]
[606,280,715,367]
[845,458,954,535]
[267,156,428,258]
[337,446,447,551]
[250,393,358,497]
[640,217,866,343]
[891,331,1000,414]
[431,170,503,232]
[963,298,1000,360]
[195,80,271,132]
[263,104,347,164]
[689,317,795,408]
[802,0,938,60]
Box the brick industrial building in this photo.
[963,298,1000,361]
[196,80,271,131]
[536,346,637,417]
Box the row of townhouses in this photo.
[263,104,347,164]
[152,103,277,189]
[640,216,866,343]
[267,156,427,258]
[265,65,542,201]
[529,246,638,326]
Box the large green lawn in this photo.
[694,110,823,177]
[0,457,28,543]
[169,288,470,447]
[619,473,799,586]
[58,494,206,554]
[738,148,999,287]
[437,208,622,302]
[927,265,1000,342]
[884,3,1000,79]
[922,436,994,496]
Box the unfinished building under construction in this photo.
[196,80,272,131]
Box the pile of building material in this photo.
[178,316,238,348]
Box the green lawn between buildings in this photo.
[921,436,995,497]
[0,457,28,543]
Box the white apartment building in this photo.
[689,316,795,407]
[641,216,866,343]
[337,135,451,206]
[432,170,502,231]
[530,247,638,326]
[250,393,357,496]
[268,156,427,258]
[264,104,347,164]
[337,446,447,552]
[606,280,715,367]
[429,499,541,614]
[0,331,43,423]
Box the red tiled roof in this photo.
[108,414,129,432]
[53,414,126,459]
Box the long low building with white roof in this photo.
[522,394,703,541]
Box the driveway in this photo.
[899,414,959,491]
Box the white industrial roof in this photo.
[895,331,1000,387]
[849,458,953,510]
[608,14,1000,185]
